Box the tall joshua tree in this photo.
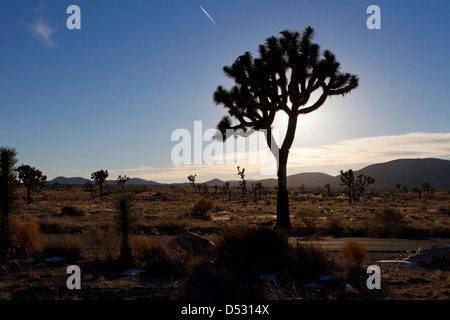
[91,170,108,196]
[214,27,359,231]
[0,147,18,261]
[16,164,47,204]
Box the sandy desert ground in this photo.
[1,184,449,300]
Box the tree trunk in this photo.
[275,150,291,232]
[99,183,103,197]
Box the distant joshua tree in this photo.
[214,27,358,231]
[340,170,375,204]
[91,170,108,196]
[16,164,47,204]
[117,175,130,189]
[223,182,232,201]
[83,181,95,198]
[421,182,435,199]
[324,183,331,196]
[252,182,264,202]
[0,147,18,261]
[188,174,197,193]
[237,166,247,202]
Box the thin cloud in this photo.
[111,132,450,183]
[30,18,56,47]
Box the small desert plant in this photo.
[61,206,86,216]
[340,240,367,267]
[193,198,215,215]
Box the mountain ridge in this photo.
[47,158,450,190]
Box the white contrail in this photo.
[200,6,221,31]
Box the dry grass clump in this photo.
[11,221,41,256]
[287,241,336,284]
[131,236,200,277]
[340,240,367,267]
[193,198,215,215]
[40,235,85,261]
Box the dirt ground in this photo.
[0,185,449,300]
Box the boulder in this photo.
[405,245,450,267]
[171,231,215,253]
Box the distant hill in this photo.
[47,176,91,185]
[126,178,162,186]
[349,158,450,190]
[288,172,336,188]
[204,178,226,187]
[46,158,450,190]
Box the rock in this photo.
[405,245,450,267]
[171,231,215,252]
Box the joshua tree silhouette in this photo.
[91,169,108,196]
[214,27,358,231]
[117,175,130,189]
[16,164,47,204]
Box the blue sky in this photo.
[1,0,449,183]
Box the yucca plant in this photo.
[0,146,18,262]
[113,193,138,267]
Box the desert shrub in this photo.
[11,221,40,256]
[297,208,319,235]
[180,262,266,300]
[287,242,336,284]
[430,252,450,270]
[373,206,406,235]
[340,240,367,267]
[140,240,198,277]
[325,217,345,236]
[193,198,215,215]
[438,205,450,215]
[339,240,368,290]
[130,235,154,258]
[61,206,86,216]
[41,235,85,261]
[214,227,289,278]
[88,226,118,262]
[135,219,187,235]
[39,219,83,235]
